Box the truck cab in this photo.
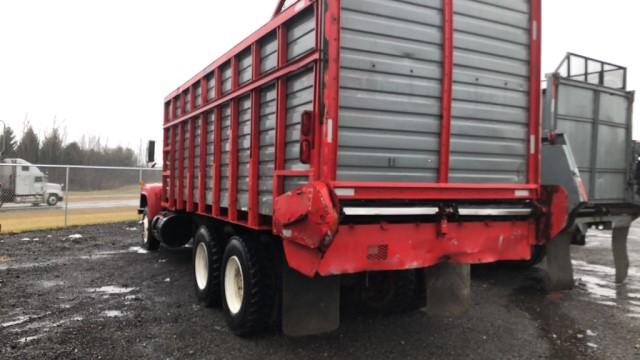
[0,158,64,207]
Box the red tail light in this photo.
[299,111,314,164]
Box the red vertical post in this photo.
[177,123,185,210]
[248,43,262,227]
[528,0,542,187]
[438,0,454,184]
[321,0,340,182]
[168,126,176,209]
[198,114,207,213]
[311,2,321,180]
[187,117,196,212]
[273,25,289,199]
[228,99,239,221]
[213,107,222,217]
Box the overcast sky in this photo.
[0,0,638,155]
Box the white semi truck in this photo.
[0,158,65,208]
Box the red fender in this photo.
[273,182,340,277]
[141,183,163,220]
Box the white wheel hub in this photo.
[195,242,209,291]
[142,215,150,244]
[224,256,244,315]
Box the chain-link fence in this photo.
[0,162,161,233]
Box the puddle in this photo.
[39,280,66,288]
[573,260,640,319]
[87,286,137,295]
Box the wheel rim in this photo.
[48,196,56,205]
[195,242,209,291]
[224,256,244,315]
[142,215,150,245]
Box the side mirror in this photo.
[146,140,156,164]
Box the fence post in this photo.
[139,168,143,185]
[64,166,69,227]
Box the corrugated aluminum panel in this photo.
[184,90,191,114]
[337,0,443,183]
[173,125,179,198]
[237,95,252,211]
[205,112,215,205]
[238,50,253,85]
[193,118,201,202]
[285,68,313,191]
[207,72,216,101]
[221,63,232,94]
[260,32,278,74]
[194,83,202,108]
[259,84,277,215]
[545,78,633,202]
[182,122,190,200]
[220,104,231,207]
[449,0,530,184]
[287,7,315,61]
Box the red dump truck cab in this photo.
[140,0,566,336]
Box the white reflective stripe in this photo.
[326,119,333,143]
[530,135,536,154]
[334,188,355,196]
[343,207,532,217]
[343,207,438,216]
[515,190,531,197]
[457,208,532,216]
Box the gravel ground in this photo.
[1,222,639,359]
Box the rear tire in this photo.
[192,226,222,307]
[361,270,417,314]
[221,236,274,336]
[141,210,160,251]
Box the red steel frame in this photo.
[159,0,544,231]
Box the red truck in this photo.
[140,0,571,336]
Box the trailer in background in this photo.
[542,53,639,289]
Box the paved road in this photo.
[0,222,639,359]
[0,199,138,212]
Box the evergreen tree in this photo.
[39,127,64,164]
[0,125,17,157]
[16,125,40,163]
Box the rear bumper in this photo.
[283,219,537,277]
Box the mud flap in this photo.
[542,231,574,291]
[281,265,340,337]
[424,263,471,316]
[612,226,630,284]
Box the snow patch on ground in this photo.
[87,286,137,295]
[101,310,125,318]
[65,234,83,240]
[128,246,148,254]
[2,316,31,328]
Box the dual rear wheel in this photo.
[192,227,274,336]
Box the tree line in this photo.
[0,124,151,191]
